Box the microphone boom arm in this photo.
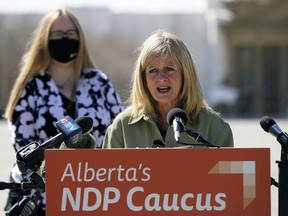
[183,128,219,148]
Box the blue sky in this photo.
[0,0,208,14]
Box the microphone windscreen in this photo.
[260,116,275,132]
[72,133,96,149]
[75,116,93,134]
[167,108,187,126]
[60,133,96,149]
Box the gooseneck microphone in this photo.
[260,116,288,147]
[167,108,218,147]
[260,116,288,215]
[167,108,187,142]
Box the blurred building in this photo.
[222,0,288,118]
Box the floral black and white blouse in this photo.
[7,68,124,211]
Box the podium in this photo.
[45,148,270,216]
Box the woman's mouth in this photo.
[157,86,171,93]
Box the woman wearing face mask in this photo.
[3,8,124,215]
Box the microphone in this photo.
[260,116,288,147]
[167,108,187,142]
[152,139,166,148]
[16,116,93,173]
[41,132,96,180]
[167,108,218,147]
[45,115,93,149]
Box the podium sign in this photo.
[45,148,270,216]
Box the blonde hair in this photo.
[128,30,211,120]
[4,8,96,120]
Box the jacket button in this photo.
[167,140,173,146]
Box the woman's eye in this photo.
[165,67,174,71]
[148,69,157,74]
[164,67,176,74]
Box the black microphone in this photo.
[167,108,187,142]
[167,108,218,147]
[0,182,36,190]
[260,116,288,147]
[152,139,166,148]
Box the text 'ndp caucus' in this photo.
[59,162,227,212]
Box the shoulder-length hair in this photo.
[128,30,211,121]
[4,8,96,120]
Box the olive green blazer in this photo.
[103,108,233,149]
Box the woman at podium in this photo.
[103,30,233,149]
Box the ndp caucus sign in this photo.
[45,148,270,216]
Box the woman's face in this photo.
[145,53,182,108]
[48,15,79,63]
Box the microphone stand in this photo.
[276,142,288,216]
[183,128,219,148]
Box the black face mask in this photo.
[48,38,79,63]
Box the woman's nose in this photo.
[156,70,168,81]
